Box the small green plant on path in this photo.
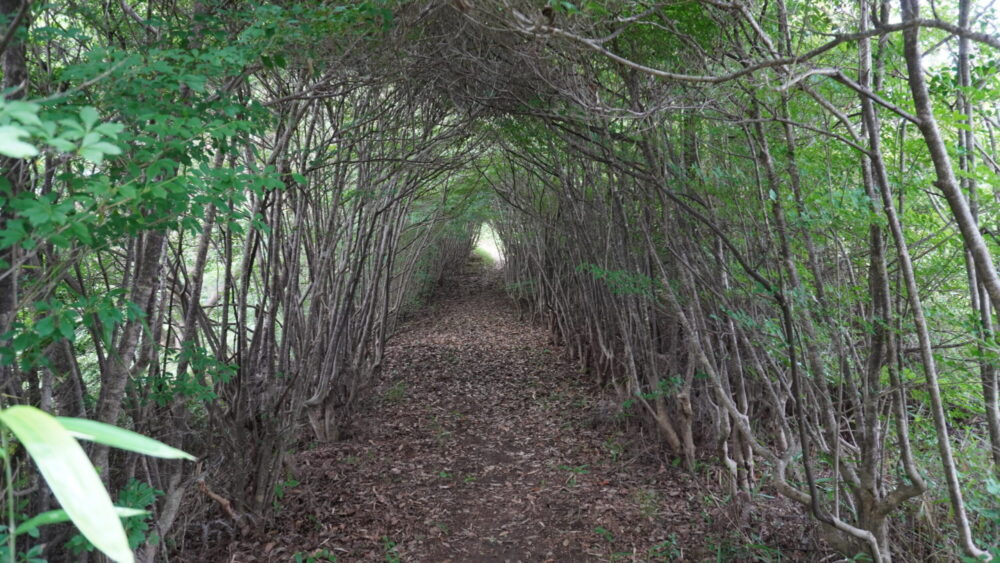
[648,534,682,561]
[430,416,451,446]
[595,526,641,561]
[708,531,783,562]
[0,405,193,563]
[633,488,661,519]
[272,476,300,511]
[384,381,407,404]
[558,463,588,486]
[604,437,625,463]
[293,548,337,562]
[382,535,401,563]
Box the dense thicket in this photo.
[472,1,1000,561]
[0,2,485,559]
[0,0,998,561]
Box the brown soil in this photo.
[185,261,825,562]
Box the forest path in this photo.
[213,260,803,562]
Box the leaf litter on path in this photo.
[185,262,825,562]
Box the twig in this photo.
[118,0,157,37]
[198,479,238,521]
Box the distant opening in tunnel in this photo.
[473,222,504,267]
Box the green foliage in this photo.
[0,0,293,381]
[0,103,125,254]
[604,436,625,462]
[272,476,301,511]
[558,463,588,487]
[0,539,44,563]
[1,406,129,562]
[632,488,660,519]
[66,480,162,555]
[144,344,235,407]
[382,536,401,563]
[622,377,683,414]
[0,406,192,563]
[55,418,192,460]
[383,381,407,404]
[294,548,337,563]
[707,531,784,562]
[648,534,682,561]
[576,263,661,297]
[117,480,163,549]
[594,525,615,543]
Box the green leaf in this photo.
[987,478,1000,496]
[182,75,207,93]
[79,107,100,130]
[6,101,42,127]
[57,315,76,341]
[0,125,39,158]
[22,203,52,228]
[0,406,134,563]
[70,221,93,245]
[15,507,148,537]
[90,141,122,156]
[56,417,195,460]
[95,123,125,137]
[49,138,76,152]
[81,131,102,146]
[12,330,38,352]
[0,218,26,249]
[79,147,105,164]
[34,316,56,338]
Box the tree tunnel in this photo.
[0,0,999,561]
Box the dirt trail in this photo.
[205,261,818,562]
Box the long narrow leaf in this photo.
[15,507,148,537]
[56,417,194,460]
[0,406,134,563]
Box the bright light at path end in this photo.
[476,223,504,266]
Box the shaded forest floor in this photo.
[194,259,825,562]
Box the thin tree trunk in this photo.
[0,0,29,400]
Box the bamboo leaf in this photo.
[0,406,134,563]
[56,417,195,460]
[15,507,148,537]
